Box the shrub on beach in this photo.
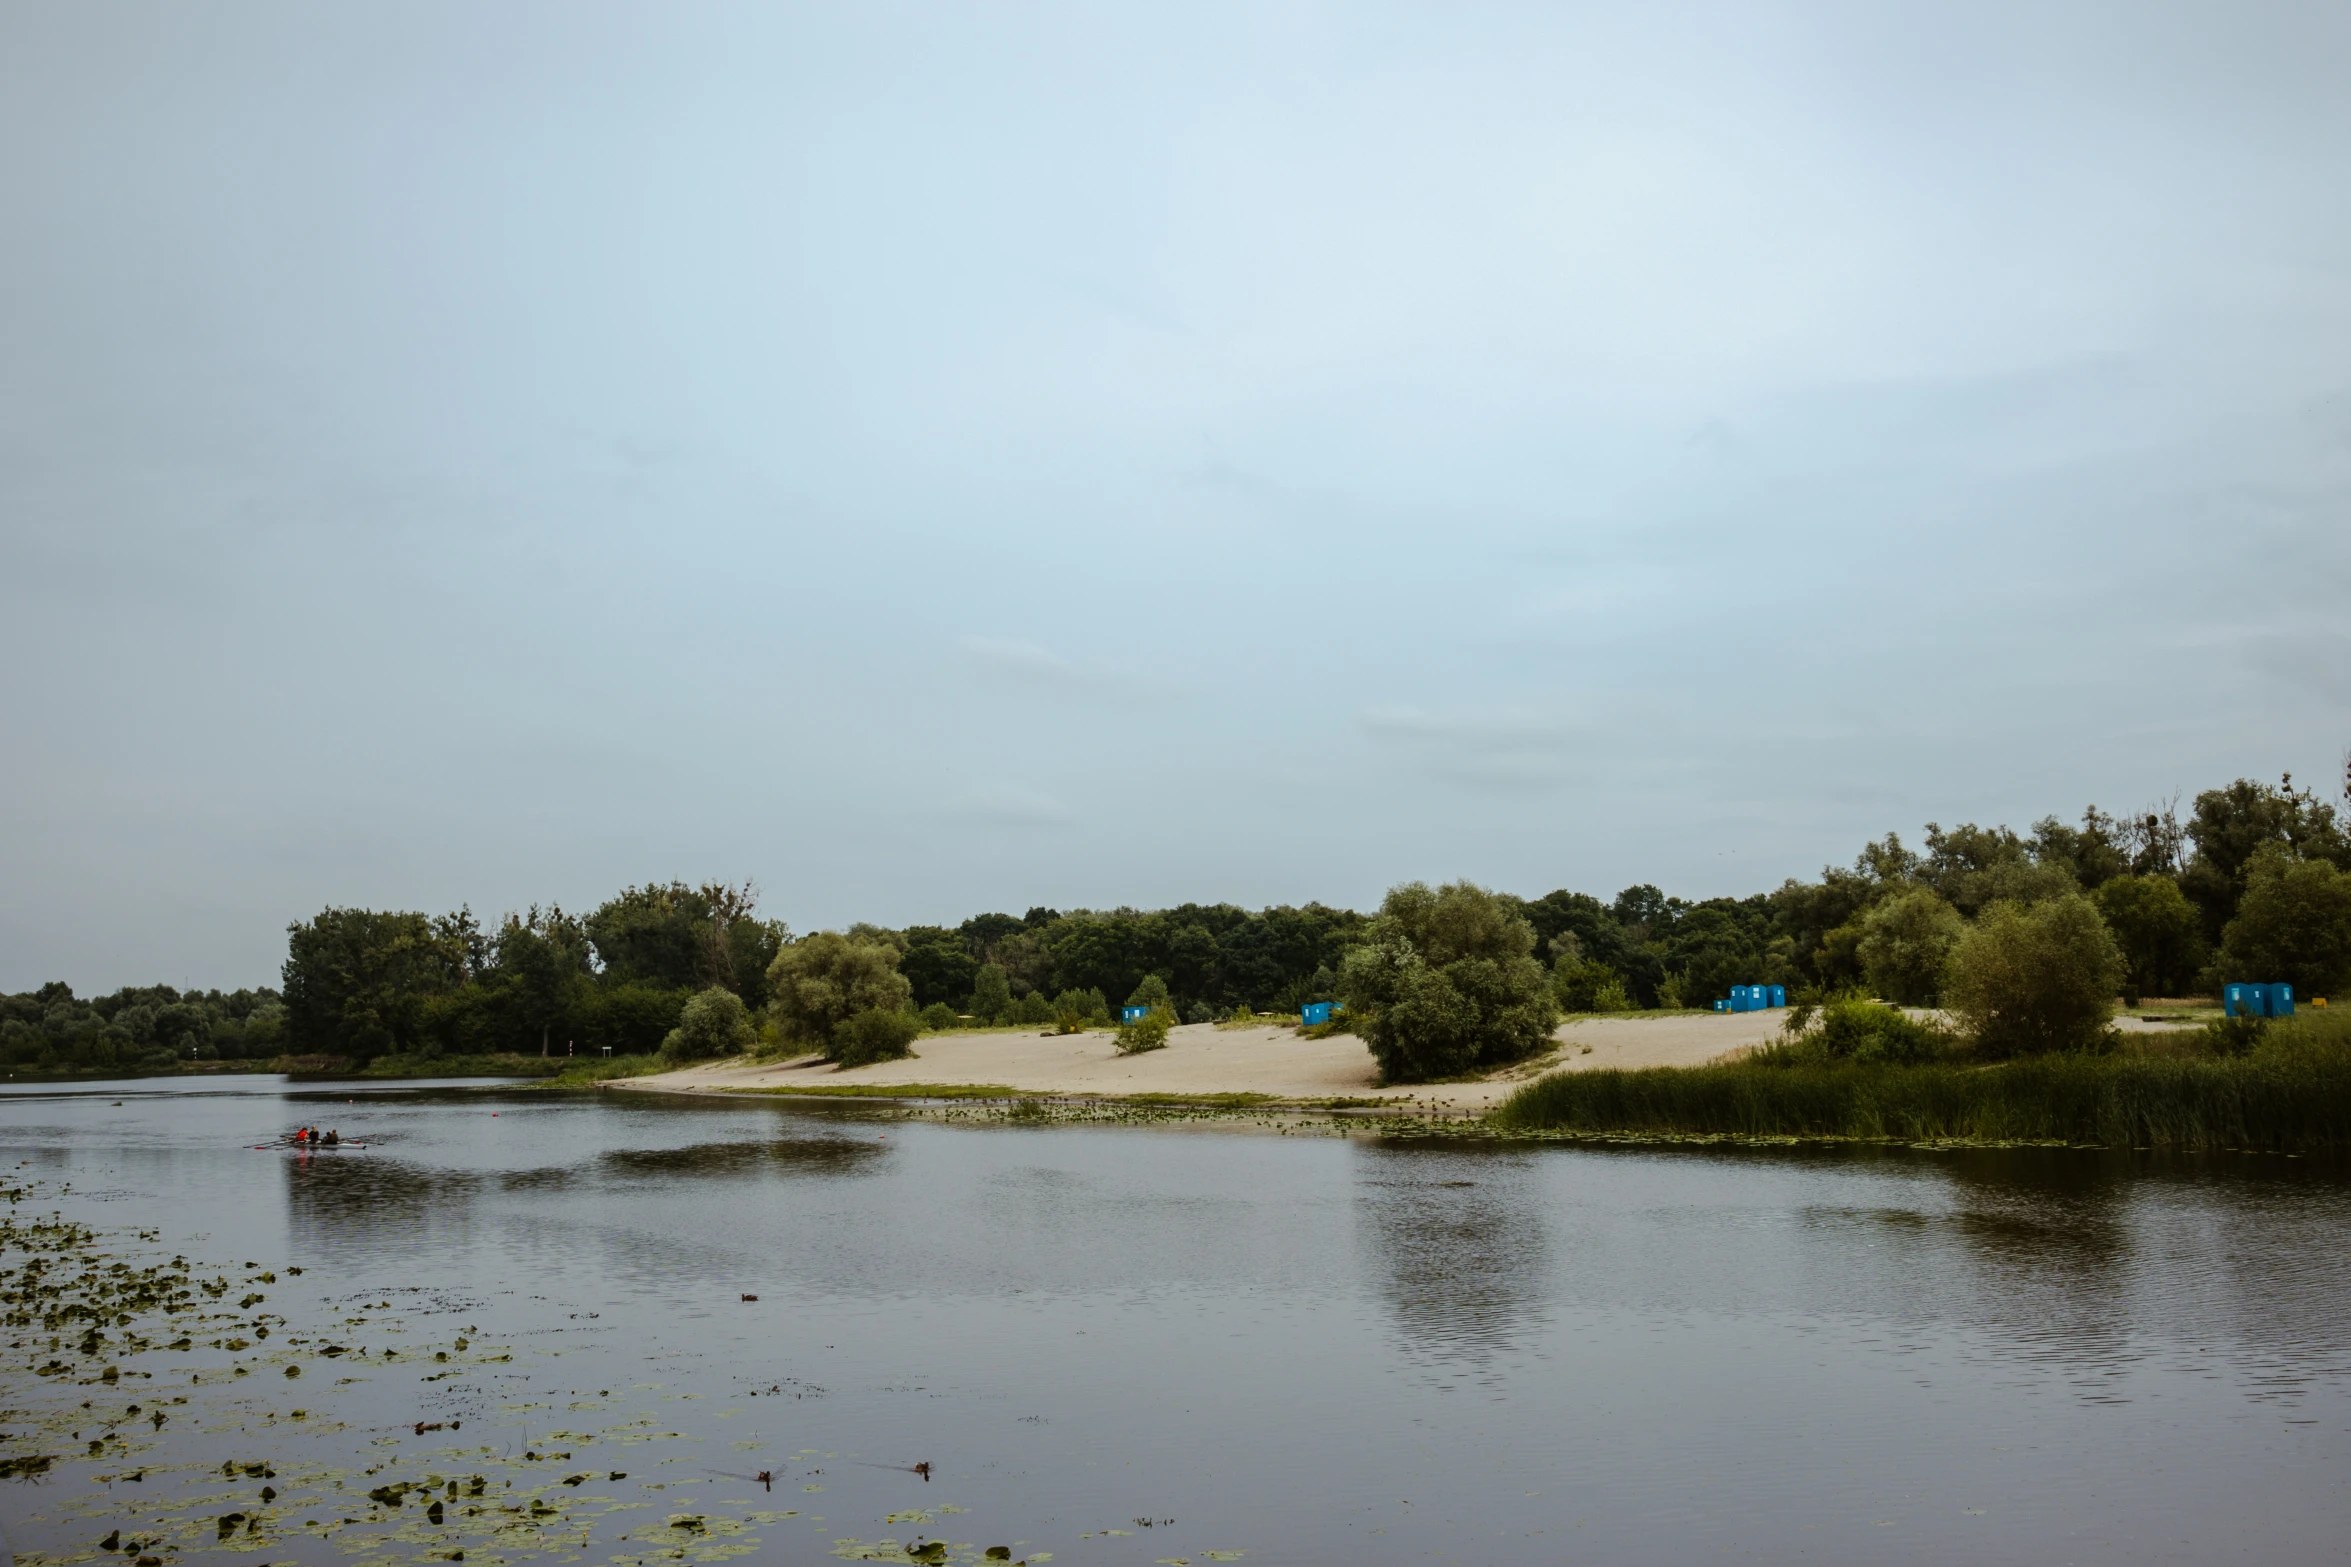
[1762,995,1954,1066]
[1050,989,1107,1034]
[1339,880,1557,1083]
[1115,1007,1173,1055]
[767,932,913,1050]
[832,1006,920,1067]
[659,986,756,1063]
[917,1002,960,1031]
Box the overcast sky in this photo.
[4,0,2348,992]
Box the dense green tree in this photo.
[586,882,779,1001]
[2091,874,2205,1002]
[661,986,756,1063]
[574,982,688,1057]
[1339,881,1557,1082]
[1942,894,2125,1057]
[485,906,593,1053]
[968,963,1012,1022]
[2032,810,2129,891]
[1857,888,1964,1006]
[282,908,470,1059]
[1656,899,1775,1007]
[766,933,912,1049]
[2181,776,2351,942]
[0,983,285,1072]
[2213,848,2351,1000]
[900,926,979,1009]
[1919,823,2077,916]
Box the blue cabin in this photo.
[2269,983,2295,1018]
[2223,983,2271,1019]
[1301,1002,1337,1027]
[1121,1005,1151,1023]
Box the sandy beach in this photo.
[619,1010,1806,1110]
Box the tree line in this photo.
[4,768,2346,1079]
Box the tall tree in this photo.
[282,908,468,1059]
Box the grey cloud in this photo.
[3,0,2349,989]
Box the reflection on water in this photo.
[599,1134,885,1178]
[3,1080,2348,1567]
[1353,1141,1550,1376]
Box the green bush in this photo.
[1339,880,1558,1082]
[917,1002,960,1031]
[1764,996,1954,1066]
[2200,1015,2267,1058]
[1048,989,1103,1034]
[1114,1007,1173,1055]
[1943,893,2124,1056]
[832,1006,920,1067]
[659,986,756,1063]
[1008,991,1053,1026]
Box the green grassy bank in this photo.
[1492,1028,2351,1152]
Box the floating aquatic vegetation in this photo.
[0,1180,1154,1567]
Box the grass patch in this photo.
[1491,1036,2351,1152]
[1109,1091,1282,1108]
[531,1054,671,1087]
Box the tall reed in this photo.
[1490,1032,2351,1152]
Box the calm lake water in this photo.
[3,1076,2348,1565]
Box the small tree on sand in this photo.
[766,933,913,1053]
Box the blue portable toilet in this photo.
[2223,983,2267,1019]
[1301,1002,1334,1027]
[1769,985,1787,1009]
[2269,983,2295,1018]
[1121,1005,1151,1023]
[1713,998,1730,1012]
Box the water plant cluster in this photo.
[0,1182,1077,1567]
